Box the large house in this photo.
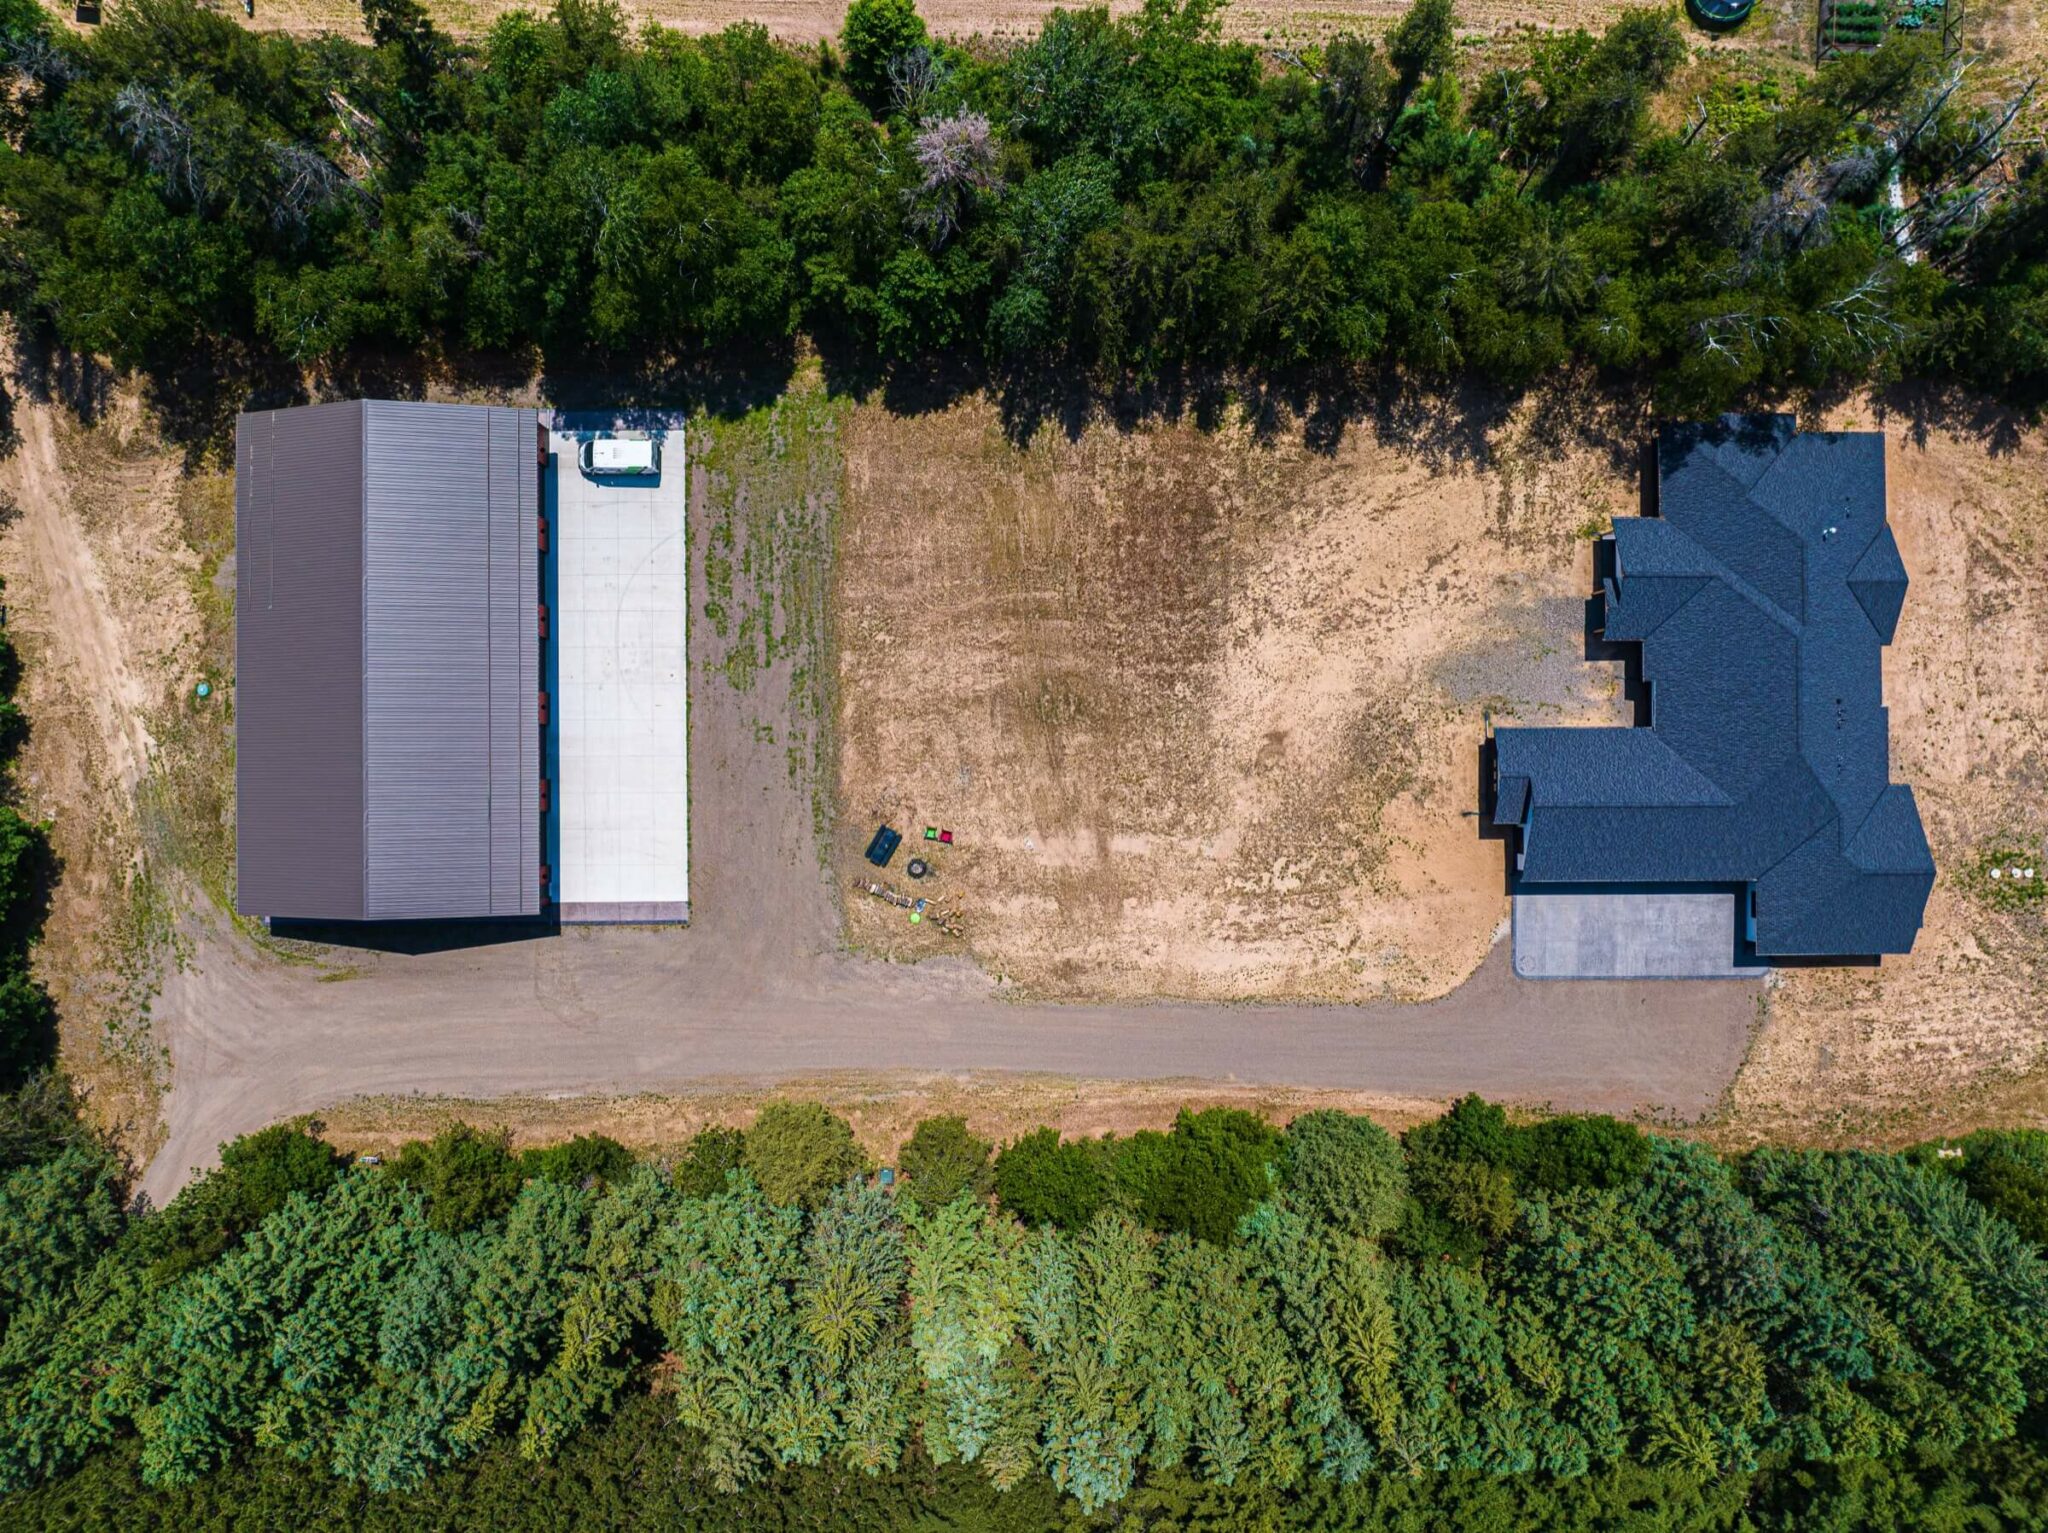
[1492,414,1933,961]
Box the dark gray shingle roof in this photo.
[1493,415,1933,959]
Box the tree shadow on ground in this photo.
[824,346,1534,470]
[8,328,116,432]
[142,339,304,470]
[1851,377,2039,457]
[540,339,798,420]
[0,835,63,1092]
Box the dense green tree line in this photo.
[0,578,57,1087]
[0,0,2044,416]
[14,1391,2048,1531]
[6,1091,2048,1517]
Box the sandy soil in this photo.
[0,390,204,1157]
[1720,394,2048,1145]
[315,1075,1453,1162]
[40,0,1804,50]
[835,392,1637,1002]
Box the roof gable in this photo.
[1848,524,1908,642]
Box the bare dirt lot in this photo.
[835,393,1637,1002]
[0,365,1760,1203]
[835,388,2048,1141]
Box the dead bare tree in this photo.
[905,111,1001,246]
[888,46,951,121]
[1691,309,1784,371]
[113,83,206,204]
[5,33,79,87]
[268,141,358,233]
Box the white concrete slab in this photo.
[1513,891,1767,979]
[548,426,689,922]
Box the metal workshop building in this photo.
[235,400,544,921]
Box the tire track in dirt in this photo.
[6,405,158,797]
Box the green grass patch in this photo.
[692,375,846,865]
[1956,840,2047,913]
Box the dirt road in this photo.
[143,919,1757,1206]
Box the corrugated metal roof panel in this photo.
[361,401,541,919]
[233,401,369,920]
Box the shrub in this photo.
[1394,1097,1523,1263]
[674,1125,747,1197]
[1280,1110,1408,1239]
[0,1142,124,1326]
[520,1133,634,1188]
[1406,1094,1517,1170]
[0,1072,96,1174]
[897,1115,994,1213]
[0,962,55,1091]
[388,1123,523,1231]
[1515,1114,1652,1194]
[135,1121,347,1284]
[219,1121,348,1210]
[742,1102,868,1208]
[994,1127,1108,1229]
[1116,1108,1282,1245]
[0,806,52,953]
[1940,1130,2048,1245]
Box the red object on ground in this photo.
[938,830,954,844]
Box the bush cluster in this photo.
[0,0,2043,428]
[5,1090,2047,1517]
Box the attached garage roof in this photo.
[236,400,542,921]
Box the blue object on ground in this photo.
[865,825,902,867]
[1688,0,1754,22]
[195,681,212,699]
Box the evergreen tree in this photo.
[742,1103,868,1210]
[1279,1111,1406,1240]
[897,1115,995,1214]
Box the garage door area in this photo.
[547,418,690,923]
[1512,891,1767,979]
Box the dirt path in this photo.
[7,405,157,795]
